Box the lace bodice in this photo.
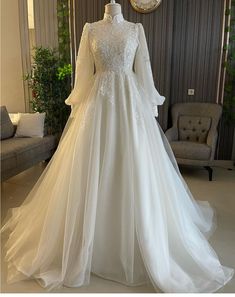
[89,17,138,73]
[65,13,165,117]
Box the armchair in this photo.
[165,102,222,181]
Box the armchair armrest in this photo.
[207,129,218,160]
[165,127,178,142]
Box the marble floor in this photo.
[1,162,235,293]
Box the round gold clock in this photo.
[129,0,162,13]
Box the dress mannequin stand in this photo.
[105,0,122,16]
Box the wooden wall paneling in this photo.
[217,118,234,160]
[170,0,224,104]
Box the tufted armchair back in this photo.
[178,115,211,143]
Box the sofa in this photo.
[1,106,58,182]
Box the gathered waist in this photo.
[94,68,135,76]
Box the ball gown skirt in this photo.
[1,16,234,293]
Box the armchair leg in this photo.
[204,166,213,181]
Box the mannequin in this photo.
[105,0,122,16]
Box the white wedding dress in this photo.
[1,13,234,293]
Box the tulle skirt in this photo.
[1,70,234,292]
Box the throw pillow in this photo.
[15,112,46,138]
[8,113,20,125]
[0,106,15,140]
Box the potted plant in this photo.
[25,47,72,138]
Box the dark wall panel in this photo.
[71,0,234,160]
[170,0,224,104]
[169,0,235,160]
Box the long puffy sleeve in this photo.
[134,23,165,117]
[65,23,95,117]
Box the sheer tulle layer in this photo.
[1,71,234,292]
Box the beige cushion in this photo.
[178,115,211,143]
[15,112,46,138]
[170,141,211,160]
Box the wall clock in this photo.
[129,0,162,13]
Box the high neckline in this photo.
[103,12,124,24]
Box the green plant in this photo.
[25,47,71,135]
[223,1,235,124]
[24,1,73,137]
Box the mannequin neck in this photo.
[105,3,122,16]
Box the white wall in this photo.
[1,0,26,112]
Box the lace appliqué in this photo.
[89,21,138,109]
[89,21,138,74]
[98,72,115,105]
